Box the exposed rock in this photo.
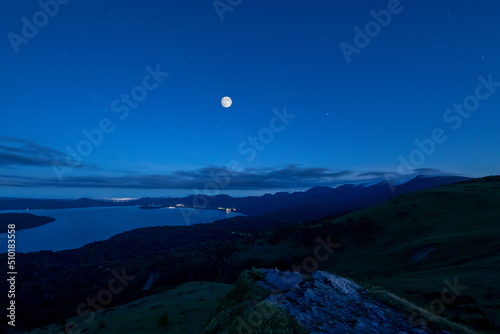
[256,269,451,334]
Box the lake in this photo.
[0,206,242,253]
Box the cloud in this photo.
[0,165,355,190]
[357,168,443,178]
[0,136,87,168]
[413,168,445,174]
[0,140,456,191]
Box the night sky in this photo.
[1,0,499,199]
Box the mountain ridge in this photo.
[0,175,469,215]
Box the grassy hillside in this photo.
[211,176,500,332]
[300,176,500,332]
[6,176,500,333]
[25,282,232,334]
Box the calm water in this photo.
[0,206,242,253]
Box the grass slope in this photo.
[24,282,232,334]
[311,176,500,332]
[219,176,499,332]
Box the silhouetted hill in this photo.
[0,197,113,211]
[0,176,468,218]
[0,213,55,233]
[138,175,468,218]
[208,175,469,226]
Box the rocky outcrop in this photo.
[253,269,453,333]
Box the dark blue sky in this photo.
[1,0,499,198]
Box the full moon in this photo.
[221,96,232,108]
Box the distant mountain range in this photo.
[0,176,469,221]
